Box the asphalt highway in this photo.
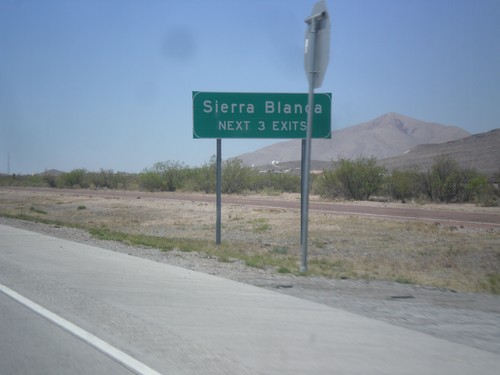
[1,224,499,374]
[0,291,137,375]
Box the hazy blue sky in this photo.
[1,0,499,174]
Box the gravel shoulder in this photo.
[1,216,499,355]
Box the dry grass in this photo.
[1,188,499,293]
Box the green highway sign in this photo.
[192,92,331,139]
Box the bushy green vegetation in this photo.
[316,155,499,206]
[1,155,498,205]
[0,169,136,189]
[136,157,301,194]
[139,161,189,192]
[0,173,47,187]
[385,169,422,201]
[420,156,470,203]
[416,156,497,205]
[318,157,385,200]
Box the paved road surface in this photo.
[1,224,499,374]
[0,291,136,375]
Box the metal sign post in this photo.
[193,2,330,248]
[301,0,330,272]
[193,90,331,246]
[216,139,222,245]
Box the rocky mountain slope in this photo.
[236,112,471,166]
[380,128,500,175]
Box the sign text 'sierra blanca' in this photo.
[193,92,331,139]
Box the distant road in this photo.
[3,187,500,228]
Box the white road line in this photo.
[0,283,163,375]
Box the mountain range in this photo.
[380,128,500,175]
[236,112,499,176]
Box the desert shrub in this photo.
[467,174,499,207]
[222,158,253,194]
[88,169,113,189]
[319,157,386,200]
[420,155,468,203]
[191,155,217,193]
[317,168,342,198]
[86,169,134,190]
[112,171,136,190]
[250,171,301,193]
[385,169,421,201]
[43,172,58,188]
[0,174,47,187]
[184,157,299,194]
[60,169,89,188]
[139,161,188,192]
[462,173,487,202]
